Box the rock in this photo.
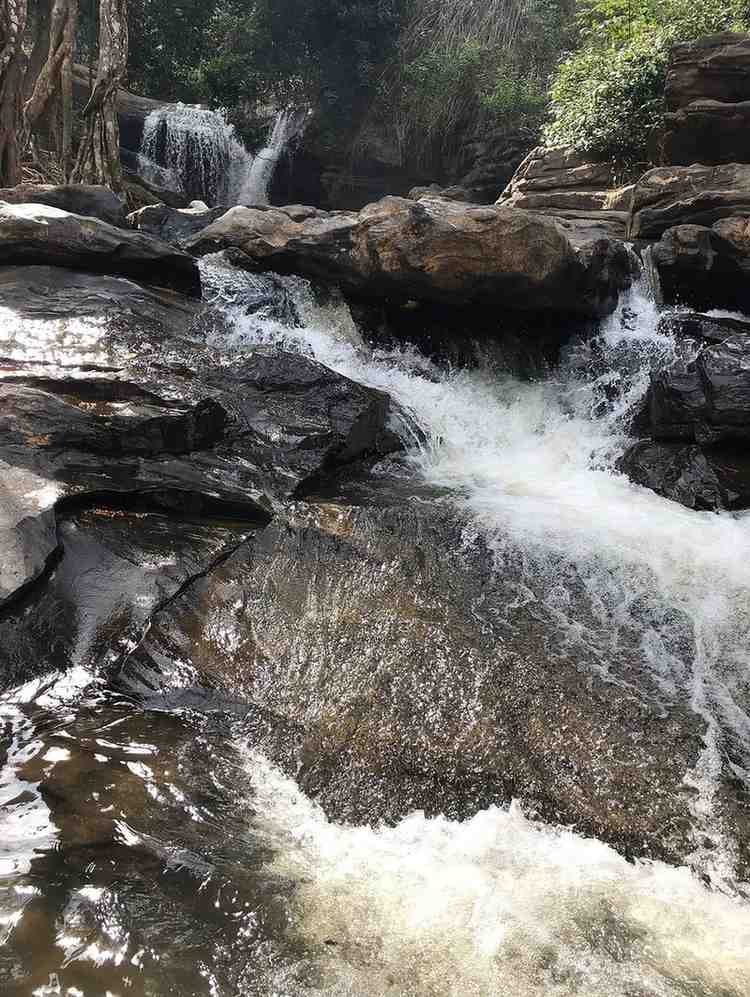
[666,32,750,109]
[648,332,750,445]
[618,441,725,509]
[186,196,632,319]
[629,164,750,240]
[0,184,127,227]
[117,497,723,869]
[122,167,191,211]
[408,184,474,203]
[713,214,750,253]
[648,224,750,311]
[0,201,200,297]
[664,33,750,165]
[497,145,632,240]
[658,310,750,344]
[0,265,397,607]
[0,507,250,690]
[618,440,750,510]
[128,201,226,246]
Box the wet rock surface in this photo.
[648,224,750,312]
[129,201,226,245]
[0,265,396,607]
[186,195,632,318]
[620,321,750,509]
[115,495,739,871]
[0,202,201,296]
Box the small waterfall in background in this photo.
[138,105,308,208]
[237,108,310,205]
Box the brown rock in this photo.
[186,195,632,318]
[629,164,750,239]
[713,215,750,253]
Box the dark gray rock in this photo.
[0,184,127,227]
[0,202,200,297]
[658,310,750,344]
[648,333,750,444]
[0,265,396,607]
[648,224,750,312]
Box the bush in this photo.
[545,0,750,162]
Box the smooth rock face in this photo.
[117,498,717,868]
[664,32,750,165]
[186,195,632,318]
[629,164,750,240]
[648,224,750,311]
[0,184,127,227]
[0,265,396,607]
[0,202,201,296]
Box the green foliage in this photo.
[545,0,750,161]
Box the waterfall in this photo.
[236,108,309,206]
[138,105,307,207]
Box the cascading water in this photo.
[237,108,310,206]
[138,105,307,207]
[2,255,750,995]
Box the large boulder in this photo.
[186,196,632,319]
[0,184,127,227]
[0,265,396,607]
[664,33,750,165]
[647,224,750,312]
[629,164,750,239]
[0,201,200,296]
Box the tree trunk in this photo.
[0,0,29,186]
[72,0,127,190]
[23,0,79,178]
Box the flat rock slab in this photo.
[186,196,632,319]
[0,202,200,296]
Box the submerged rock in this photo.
[185,195,632,318]
[117,497,736,871]
[0,202,200,296]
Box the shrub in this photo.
[545,0,750,162]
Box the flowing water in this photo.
[2,258,750,995]
[139,107,307,207]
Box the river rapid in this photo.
[2,257,750,996]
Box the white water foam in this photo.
[201,259,750,885]
[237,108,310,206]
[247,750,750,997]
[140,104,254,206]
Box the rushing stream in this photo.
[2,257,750,995]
